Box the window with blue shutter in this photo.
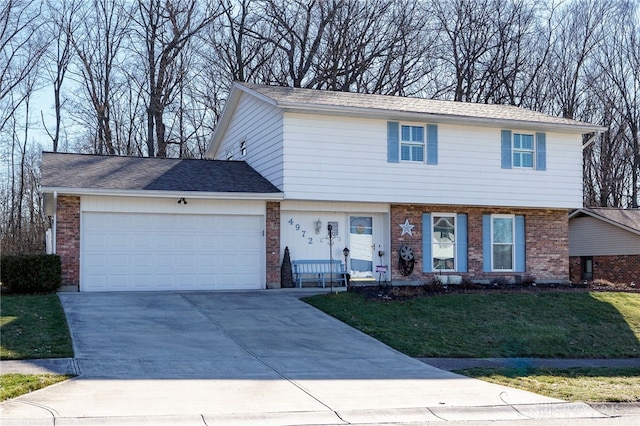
[502,130,547,171]
[423,213,467,272]
[388,122,438,164]
[483,214,525,272]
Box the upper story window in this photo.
[387,121,438,164]
[240,140,247,157]
[400,124,424,162]
[513,133,534,168]
[501,130,546,171]
[226,149,234,160]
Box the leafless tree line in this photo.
[1,0,639,254]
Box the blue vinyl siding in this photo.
[387,121,399,163]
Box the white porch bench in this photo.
[292,259,347,288]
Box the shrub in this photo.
[1,255,61,294]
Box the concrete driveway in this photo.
[1,290,607,425]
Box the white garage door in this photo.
[81,212,263,291]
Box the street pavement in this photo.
[1,289,638,425]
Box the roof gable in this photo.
[41,152,281,196]
[570,207,640,236]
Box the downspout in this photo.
[582,131,602,150]
[52,191,57,254]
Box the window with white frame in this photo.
[226,149,234,160]
[432,214,456,271]
[400,124,424,162]
[240,140,247,157]
[492,215,514,271]
[513,133,534,168]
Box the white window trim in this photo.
[432,213,456,272]
[239,140,247,157]
[399,122,426,163]
[491,214,515,272]
[513,132,535,169]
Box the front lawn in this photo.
[458,367,640,402]
[1,294,74,360]
[0,374,70,401]
[303,291,640,358]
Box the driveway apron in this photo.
[0,291,606,424]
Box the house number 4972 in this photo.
[288,218,313,244]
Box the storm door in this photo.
[349,216,374,279]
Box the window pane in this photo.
[493,217,513,243]
[401,145,410,160]
[521,134,533,150]
[433,216,455,242]
[522,152,533,167]
[401,126,411,141]
[493,245,513,270]
[514,153,521,167]
[412,145,424,161]
[514,134,521,149]
[412,126,424,142]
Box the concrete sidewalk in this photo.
[1,290,639,425]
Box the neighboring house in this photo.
[569,208,640,284]
[42,82,605,292]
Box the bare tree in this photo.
[132,0,222,157]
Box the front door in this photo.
[349,216,374,279]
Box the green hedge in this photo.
[0,255,62,294]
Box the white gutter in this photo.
[41,187,284,201]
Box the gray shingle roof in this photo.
[238,83,605,132]
[571,207,640,234]
[41,152,281,195]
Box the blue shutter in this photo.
[426,124,438,165]
[501,130,512,169]
[422,214,432,272]
[536,132,546,171]
[515,215,525,272]
[482,214,492,272]
[387,121,399,163]
[456,214,468,272]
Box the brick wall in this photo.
[390,204,569,283]
[570,255,640,285]
[266,201,281,288]
[56,195,80,289]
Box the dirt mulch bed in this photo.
[348,280,638,301]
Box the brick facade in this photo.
[570,255,640,284]
[56,195,81,289]
[390,204,569,283]
[266,201,281,288]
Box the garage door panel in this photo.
[81,212,264,291]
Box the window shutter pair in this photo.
[501,130,546,170]
[422,213,467,273]
[482,215,526,272]
[387,121,437,164]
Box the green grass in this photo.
[1,294,74,360]
[457,367,640,402]
[0,374,70,401]
[304,291,640,358]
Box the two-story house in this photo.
[42,83,604,291]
